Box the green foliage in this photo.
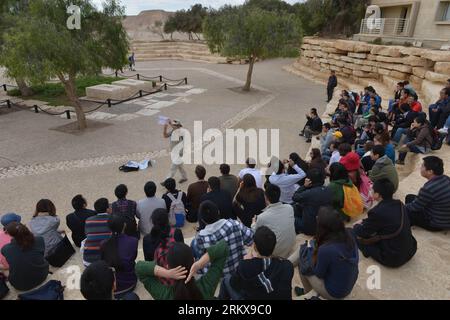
[164,4,207,38]
[294,0,369,37]
[0,0,129,83]
[203,5,303,60]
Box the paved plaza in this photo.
[1,59,449,300]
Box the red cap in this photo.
[340,152,361,171]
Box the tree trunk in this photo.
[15,78,33,97]
[60,74,87,130]
[243,55,255,92]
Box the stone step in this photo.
[135,53,227,64]
[133,48,212,56]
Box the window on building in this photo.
[443,2,450,21]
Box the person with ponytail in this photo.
[1,222,49,291]
[295,207,359,300]
[136,240,229,300]
[100,214,138,299]
[143,208,184,263]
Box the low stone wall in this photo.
[298,37,450,106]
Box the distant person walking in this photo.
[327,70,338,103]
[128,52,136,71]
[162,119,188,185]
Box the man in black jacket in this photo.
[300,108,323,143]
[66,194,96,247]
[292,169,333,235]
[353,179,417,268]
[198,176,234,230]
[327,70,338,102]
[219,226,294,300]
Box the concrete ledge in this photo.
[85,84,133,101]
[112,79,154,93]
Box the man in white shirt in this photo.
[238,158,263,188]
[253,184,295,259]
[329,141,341,165]
[268,159,306,204]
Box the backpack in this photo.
[342,184,364,218]
[18,280,64,300]
[429,126,444,151]
[154,228,177,286]
[167,192,186,228]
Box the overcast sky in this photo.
[92,0,304,15]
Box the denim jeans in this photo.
[190,238,202,260]
[393,127,408,144]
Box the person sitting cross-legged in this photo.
[295,207,359,300]
[219,226,294,300]
[66,195,96,247]
[111,184,139,239]
[405,156,450,231]
[254,184,296,259]
[100,215,138,299]
[369,145,399,192]
[80,261,139,300]
[353,179,417,268]
[292,169,333,236]
[396,116,433,165]
[191,201,253,278]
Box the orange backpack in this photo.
[342,184,364,218]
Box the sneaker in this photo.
[395,160,405,165]
[179,178,188,184]
[438,127,448,135]
[306,138,312,143]
[299,131,304,137]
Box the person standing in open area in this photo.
[327,70,338,103]
[162,119,188,185]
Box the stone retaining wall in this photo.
[298,37,450,106]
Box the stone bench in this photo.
[112,79,155,93]
[85,84,133,101]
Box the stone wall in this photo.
[298,37,450,106]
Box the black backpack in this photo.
[429,125,444,151]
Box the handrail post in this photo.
[66,110,71,119]
[34,105,39,113]
[107,99,112,108]
[137,74,140,80]
[164,83,168,91]
[159,75,163,82]
[2,84,6,92]
[184,77,188,85]
[6,100,11,108]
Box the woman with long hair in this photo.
[234,174,266,227]
[1,222,49,291]
[136,240,229,300]
[287,152,309,186]
[296,207,359,300]
[29,199,64,257]
[101,214,138,299]
[309,148,327,175]
[142,208,184,285]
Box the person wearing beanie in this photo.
[0,213,22,270]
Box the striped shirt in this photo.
[406,175,450,229]
[83,213,112,264]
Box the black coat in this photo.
[327,75,337,89]
[230,257,294,300]
[292,185,333,235]
[353,199,417,268]
[200,190,234,220]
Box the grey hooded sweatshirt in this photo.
[30,215,63,257]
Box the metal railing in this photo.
[359,18,411,37]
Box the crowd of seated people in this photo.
[1,79,450,301]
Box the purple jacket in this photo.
[115,234,138,294]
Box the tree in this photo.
[163,4,208,41]
[203,5,303,91]
[0,0,33,96]
[0,0,129,130]
[163,16,177,40]
[153,20,165,40]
